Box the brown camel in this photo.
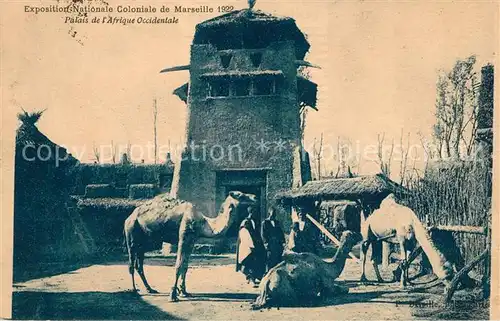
[359,194,454,287]
[124,191,257,301]
[252,230,362,309]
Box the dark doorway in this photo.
[215,170,267,238]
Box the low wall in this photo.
[72,163,174,196]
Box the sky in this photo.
[1,0,498,178]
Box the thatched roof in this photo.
[16,114,78,166]
[75,162,174,173]
[320,200,358,209]
[74,197,147,211]
[194,9,310,60]
[277,174,403,203]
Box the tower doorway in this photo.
[215,170,267,238]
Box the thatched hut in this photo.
[277,174,405,214]
[318,200,361,243]
[275,174,404,251]
[14,111,81,267]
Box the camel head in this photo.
[339,230,363,251]
[331,230,363,269]
[380,193,398,208]
[227,191,257,206]
[200,191,258,237]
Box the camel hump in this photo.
[154,193,186,205]
[136,193,187,213]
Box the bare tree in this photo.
[434,74,451,158]
[92,142,100,164]
[399,129,411,186]
[110,140,117,163]
[417,131,437,161]
[462,76,481,156]
[153,98,158,164]
[433,56,479,159]
[335,136,358,177]
[334,136,345,178]
[312,133,324,180]
[376,133,394,178]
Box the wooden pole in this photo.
[431,225,487,235]
[443,248,489,303]
[153,98,158,164]
[306,214,359,262]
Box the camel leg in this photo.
[360,241,369,282]
[171,226,196,302]
[128,247,138,292]
[370,240,384,283]
[399,240,409,288]
[405,249,412,285]
[407,246,424,281]
[373,260,383,283]
[258,268,297,309]
[136,252,158,294]
[322,280,349,298]
[178,238,195,297]
[171,248,184,301]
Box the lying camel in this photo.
[124,191,256,301]
[252,230,362,309]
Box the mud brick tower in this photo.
[162,8,317,231]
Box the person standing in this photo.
[236,206,266,286]
[261,207,285,271]
[288,206,321,254]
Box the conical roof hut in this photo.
[14,111,80,266]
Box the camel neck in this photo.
[332,243,350,261]
[199,198,235,237]
[328,241,351,278]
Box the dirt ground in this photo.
[12,255,489,320]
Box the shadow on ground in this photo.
[182,292,257,302]
[13,260,96,283]
[13,254,236,283]
[12,291,182,320]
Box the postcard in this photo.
[1,0,498,319]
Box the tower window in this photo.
[220,54,232,69]
[205,74,282,98]
[233,78,251,96]
[254,77,273,96]
[250,52,263,68]
[208,78,229,97]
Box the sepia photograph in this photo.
[0,0,498,319]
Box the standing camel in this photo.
[359,194,453,287]
[252,231,362,309]
[124,191,257,301]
